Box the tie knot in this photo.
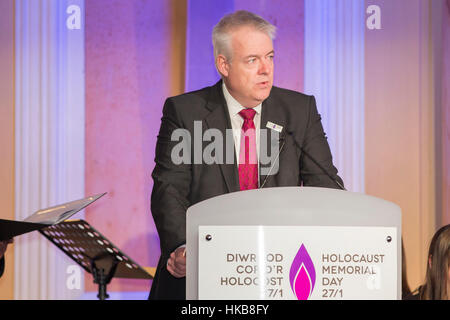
[239,108,256,121]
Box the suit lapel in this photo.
[259,93,287,188]
[203,82,287,191]
[204,81,240,193]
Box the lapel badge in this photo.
[266,121,283,133]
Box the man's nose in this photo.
[258,58,271,74]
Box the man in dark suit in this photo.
[149,10,343,300]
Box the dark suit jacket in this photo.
[149,80,343,299]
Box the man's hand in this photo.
[0,239,13,259]
[166,246,186,278]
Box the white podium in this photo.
[186,187,401,300]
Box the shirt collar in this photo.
[222,82,262,116]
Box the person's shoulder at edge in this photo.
[270,85,311,99]
[268,85,315,108]
[158,84,218,126]
[165,83,218,107]
[265,86,318,125]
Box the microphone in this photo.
[286,130,346,191]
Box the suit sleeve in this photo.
[151,98,192,257]
[299,96,344,189]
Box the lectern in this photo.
[186,187,401,300]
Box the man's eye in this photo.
[268,55,274,60]
[248,58,256,64]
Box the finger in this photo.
[167,267,182,278]
[173,262,186,275]
[167,256,175,271]
[167,263,185,278]
[167,256,185,276]
[172,268,185,278]
[167,248,187,278]
[173,260,186,274]
[166,259,179,277]
[175,255,186,266]
[171,269,185,278]
[173,265,186,276]
[170,256,186,275]
[173,249,186,266]
[174,247,185,257]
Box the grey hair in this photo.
[212,10,276,64]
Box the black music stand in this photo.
[0,193,106,241]
[39,219,153,300]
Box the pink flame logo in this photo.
[289,244,316,300]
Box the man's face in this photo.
[220,26,274,108]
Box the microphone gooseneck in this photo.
[286,130,346,191]
[259,131,286,189]
[259,129,346,191]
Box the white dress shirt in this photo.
[222,82,262,167]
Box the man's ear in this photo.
[216,54,229,77]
